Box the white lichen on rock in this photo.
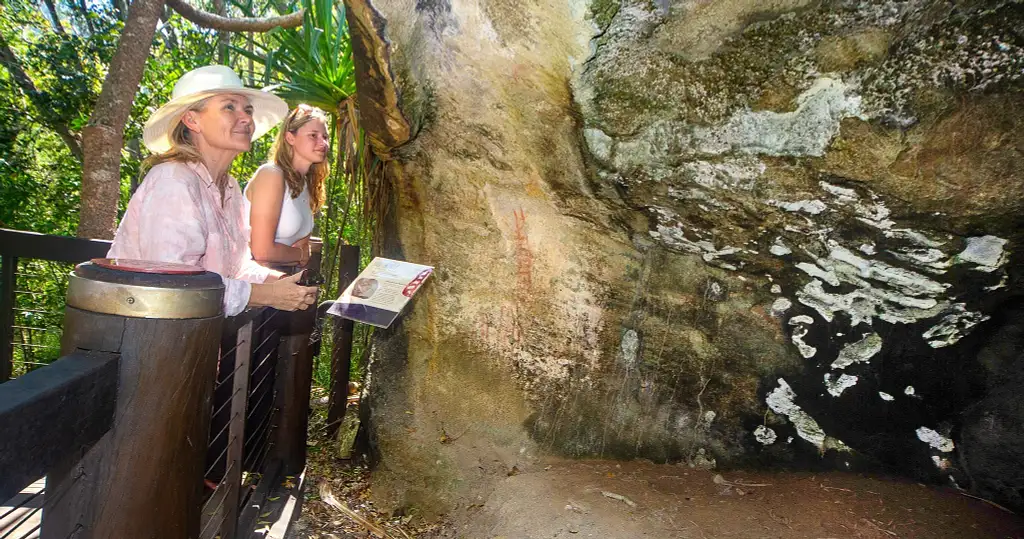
[771,199,828,215]
[771,297,792,316]
[787,315,817,358]
[796,262,841,287]
[824,373,859,397]
[692,78,864,157]
[954,235,1008,272]
[916,426,955,453]
[584,127,615,164]
[922,304,990,348]
[831,333,882,369]
[754,425,777,445]
[697,410,717,433]
[770,238,792,256]
[620,329,640,367]
[766,378,828,451]
[681,157,765,191]
[790,325,816,358]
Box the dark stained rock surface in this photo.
[346,0,1024,515]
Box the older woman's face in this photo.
[189,94,254,153]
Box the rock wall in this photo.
[346,0,1024,515]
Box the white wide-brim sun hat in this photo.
[143,65,288,154]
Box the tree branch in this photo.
[74,0,97,34]
[165,0,303,32]
[42,0,67,35]
[0,34,83,161]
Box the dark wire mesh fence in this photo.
[200,307,283,538]
[9,259,74,379]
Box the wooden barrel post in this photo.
[272,240,323,476]
[41,260,225,539]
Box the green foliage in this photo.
[240,0,356,111]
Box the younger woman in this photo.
[245,105,330,266]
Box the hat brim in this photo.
[142,87,289,154]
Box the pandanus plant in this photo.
[237,0,385,297]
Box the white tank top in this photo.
[243,166,314,247]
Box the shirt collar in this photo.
[186,161,238,199]
[187,161,215,187]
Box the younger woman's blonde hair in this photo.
[269,104,329,213]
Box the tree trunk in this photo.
[113,0,129,22]
[77,0,305,239]
[76,0,167,240]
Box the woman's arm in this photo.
[247,166,305,263]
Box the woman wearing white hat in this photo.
[108,65,317,315]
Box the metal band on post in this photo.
[66,260,223,319]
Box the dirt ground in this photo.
[294,457,1023,539]
[460,460,1024,539]
[291,394,1023,539]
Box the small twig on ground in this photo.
[389,524,414,539]
[821,484,854,492]
[768,508,793,530]
[861,518,898,537]
[319,480,391,538]
[688,519,709,539]
[957,491,1017,514]
[713,474,770,487]
[601,491,637,507]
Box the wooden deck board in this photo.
[251,467,306,539]
[0,477,44,539]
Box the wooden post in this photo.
[42,261,225,539]
[217,319,253,539]
[272,240,323,475]
[326,245,359,435]
[0,254,15,382]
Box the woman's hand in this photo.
[291,237,310,267]
[250,271,317,311]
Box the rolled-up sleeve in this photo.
[237,258,273,284]
[222,279,252,318]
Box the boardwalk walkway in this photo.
[0,478,43,539]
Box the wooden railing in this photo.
[0,228,111,381]
[0,229,337,538]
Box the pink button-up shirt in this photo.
[108,161,272,316]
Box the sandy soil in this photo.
[460,459,1024,539]
[292,395,1023,539]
